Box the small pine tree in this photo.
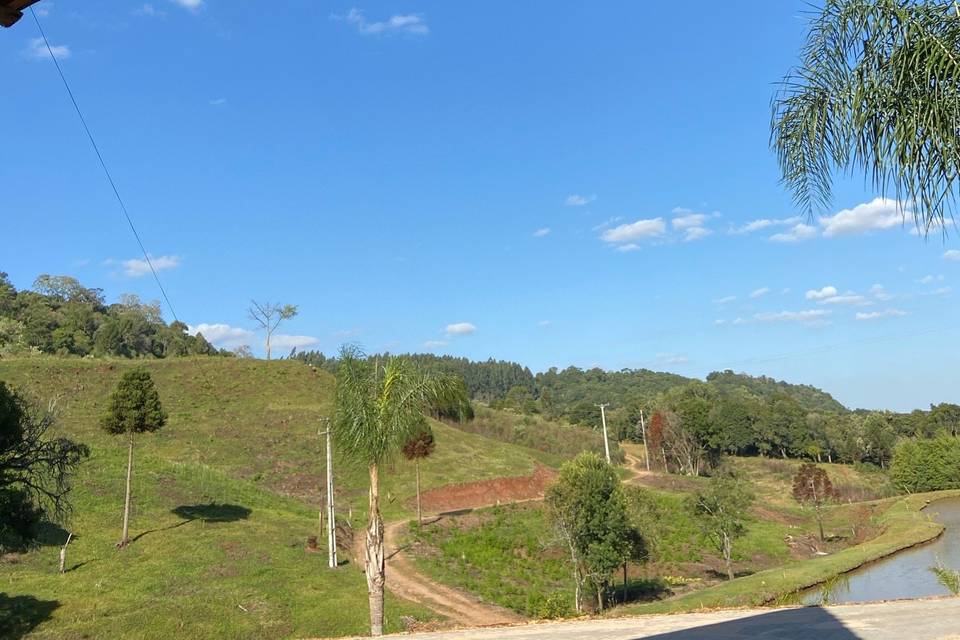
[792,462,839,542]
[101,368,166,548]
[402,427,436,525]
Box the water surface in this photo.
[799,497,960,604]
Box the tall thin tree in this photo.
[333,346,454,636]
[101,368,166,548]
[772,0,960,234]
[247,300,298,360]
[402,428,436,525]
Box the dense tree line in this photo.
[0,273,230,359]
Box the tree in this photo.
[792,463,839,541]
[772,0,960,233]
[687,474,754,581]
[333,346,454,636]
[247,300,298,360]
[545,452,638,613]
[0,382,88,551]
[402,427,435,525]
[100,368,167,548]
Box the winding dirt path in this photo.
[381,519,523,627]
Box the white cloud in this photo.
[682,226,712,242]
[615,243,641,253]
[672,212,709,230]
[917,274,943,285]
[713,295,736,304]
[754,309,832,325]
[565,194,595,207]
[856,309,907,321]
[805,286,838,300]
[171,0,203,11]
[749,287,771,299]
[820,198,908,237]
[209,97,227,106]
[870,284,893,301]
[714,319,727,325]
[819,293,868,306]
[770,223,818,243]
[922,286,952,296]
[187,323,255,347]
[600,218,666,244]
[730,216,801,235]
[445,322,476,336]
[121,254,181,277]
[270,334,320,350]
[656,353,689,365]
[944,250,960,261]
[25,37,70,61]
[532,227,551,238]
[423,340,447,349]
[339,8,428,36]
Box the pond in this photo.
[798,497,960,605]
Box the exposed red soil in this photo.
[419,465,557,513]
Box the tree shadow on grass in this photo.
[0,593,59,640]
[171,503,252,523]
[129,504,252,544]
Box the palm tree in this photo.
[772,0,960,234]
[333,346,453,636]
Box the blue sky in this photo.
[3,1,960,411]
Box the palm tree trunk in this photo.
[415,459,422,525]
[120,434,134,548]
[365,463,386,636]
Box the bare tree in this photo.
[247,300,298,360]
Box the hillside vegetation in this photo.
[0,357,559,638]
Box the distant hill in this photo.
[706,370,847,413]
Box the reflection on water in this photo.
[798,497,960,605]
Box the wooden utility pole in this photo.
[319,418,337,569]
[638,409,650,471]
[597,403,611,463]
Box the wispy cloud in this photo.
[423,340,447,350]
[532,227,551,238]
[713,295,736,305]
[337,8,428,36]
[270,334,320,350]
[445,322,476,336]
[136,3,165,17]
[806,286,838,300]
[856,309,907,321]
[656,353,689,365]
[753,309,832,326]
[565,194,596,207]
[730,216,800,235]
[917,274,943,285]
[25,37,70,61]
[209,97,227,106]
[171,0,204,12]
[121,255,181,278]
[769,223,817,243]
[944,249,960,261]
[749,287,771,299]
[600,218,665,245]
[537,320,551,327]
[870,284,893,301]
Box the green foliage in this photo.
[891,434,960,493]
[100,368,167,436]
[546,452,639,609]
[0,272,228,359]
[931,564,960,595]
[686,474,754,579]
[706,370,846,413]
[772,0,960,229]
[0,381,88,524]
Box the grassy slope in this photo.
[0,357,554,639]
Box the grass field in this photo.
[0,357,560,638]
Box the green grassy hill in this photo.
[0,357,556,639]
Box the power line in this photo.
[31,8,215,391]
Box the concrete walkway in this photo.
[381,598,960,640]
